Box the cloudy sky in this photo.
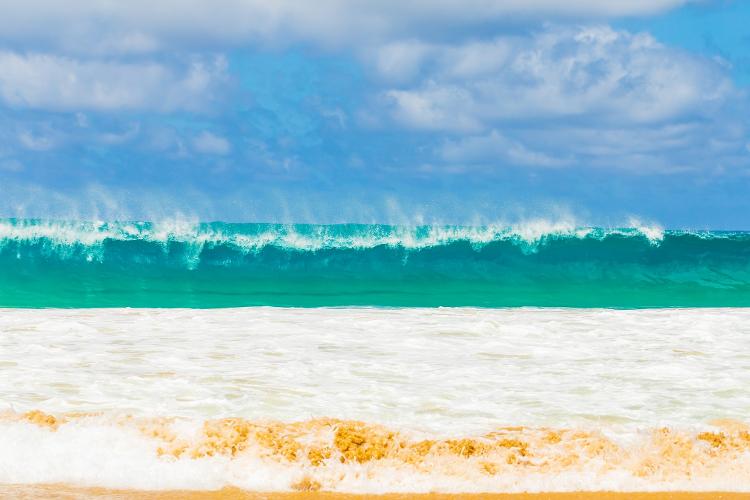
[0,0,748,227]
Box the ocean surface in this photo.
[1,218,749,308]
[1,219,750,493]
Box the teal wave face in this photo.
[0,219,749,308]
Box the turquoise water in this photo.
[0,219,748,308]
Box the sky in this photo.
[0,0,748,228]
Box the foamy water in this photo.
[1,307,750,492]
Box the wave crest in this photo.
[0,218,669,254]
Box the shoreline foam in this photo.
[4,411,750,493]
[3,307,750,493]
[1,485,747,499]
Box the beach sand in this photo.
[2,485,748,499]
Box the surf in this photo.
[0,218,748,308]
[2,306,750,492]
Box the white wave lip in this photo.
[0,218,667,254]
[1,307,750,492]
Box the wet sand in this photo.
[3,485,748,500]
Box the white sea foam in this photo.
[4,415,750,493]
[0,218,668,255]
[1,307,750,492]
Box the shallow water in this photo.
[1,307,750,492]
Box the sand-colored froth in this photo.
[6,411,650,476]
[1,484,749,499]
[4,411,750,493]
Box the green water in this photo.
[1,219,748,308]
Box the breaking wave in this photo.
[0,218,748,307]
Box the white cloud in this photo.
[517,121,740,172]
[370,41,435,83]
[440,130,570,167]
[98,32,161,55]
[193,131,231,155]
[369,39,516,83]
[366,25,749,172]
[0,2,738,176]
[0,1,692,53]
[0,51,227,112]
[18,130,56,151]
[385,86,481,132]
[432,110,749,173]
[381,26,732,132]
[98,124,140,145]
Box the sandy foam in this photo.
[3,411,750,493]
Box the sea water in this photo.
[1,219,749,492]
[0,219,748,308]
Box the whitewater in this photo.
[2,307,750,492]
[1,219,750,493]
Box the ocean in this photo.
[1,219,750,493]
[1,219,749,308]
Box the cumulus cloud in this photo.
[0,1,692,53]
[369,25,748,172]
[0,51,227,112]
[0,1,742,179]
[192,131,231,155]
[381,26,732,131]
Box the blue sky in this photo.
[0,0,748,228]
